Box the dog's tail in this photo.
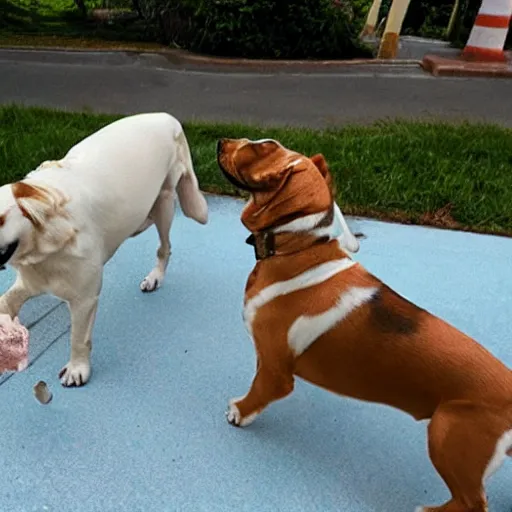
[174,127,208,225]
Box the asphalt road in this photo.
[1,48,512,127]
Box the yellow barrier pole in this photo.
[360,0,383,37]
[445,0,460,38]
[377,0,412,58]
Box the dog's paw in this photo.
[225,397,258,427]
[59,360,90,387]
[140,270,164,293]
[226,400,242,426]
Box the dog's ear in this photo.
[310,154,335,195]
[249,157,303,190]
[12,182,67,229]
[310,154,329,176]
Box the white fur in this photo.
[0,113,208,387]
[273,211,326,234]
[332,203,360,254]
[288,286,378,356]
[251,138,282,146]
[483,428,512,481]
[288,158,303,167]
[226,402,242,425]
[225,396,259,427]
[274,203,360,254]
[243,258,356,336]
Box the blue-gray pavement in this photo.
[0,194,510,512]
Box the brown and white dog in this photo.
[217,137,512,512]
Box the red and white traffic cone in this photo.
[462,0,512,62]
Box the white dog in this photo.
[0,113,208,387]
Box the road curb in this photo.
[0,45,422,70]
[159,48,421,68]
[422,53,512,78]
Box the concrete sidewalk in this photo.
[0,195,511,512]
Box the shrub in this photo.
[402,0,452,39]
[138,0,372,59]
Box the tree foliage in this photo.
[137,0,372,59]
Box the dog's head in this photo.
[217,137,359,252]
[0,181,70,268]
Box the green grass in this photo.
[1,104,512,236]
[0,0,151,44]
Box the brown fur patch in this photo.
[11,181,69,229]
[11,182,55,229]
[0,214,6,227]
[12,182,46,201]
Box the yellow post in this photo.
[360,0,383,38]
[445,0,460,39]
[377,0,412,58]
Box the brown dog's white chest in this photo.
[243,256,373,351]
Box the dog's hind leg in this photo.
[140,176,175,293]
[418,400,512,512]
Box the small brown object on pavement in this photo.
[33,381,52,405]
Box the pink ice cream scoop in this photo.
[0,314,29,373]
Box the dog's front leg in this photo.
[0,275,37,318]
[59,294,99,387]
[226,345,295,427]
